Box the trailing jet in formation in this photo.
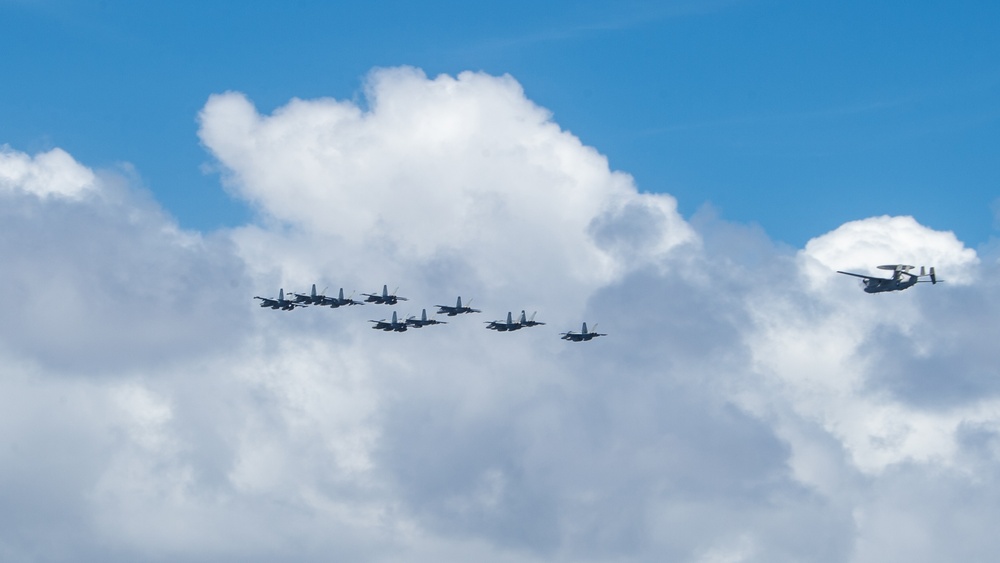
[370,311,407,332]
[363,285,408,305]
[435,296,481,316]
[406,309,447,328]
[254,289,305,310]
[836,264,940,293]
[561,322,606,342]
[485,310,544,332]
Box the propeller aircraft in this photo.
[836,264,940,293]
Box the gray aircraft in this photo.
[406,309,447,328]
[254,289,305,310]
[290,284,326,305]
[363,285,409,305]
[485,310,544,332]
[370,311,407,332]
[836,264,940,293]
[561,322,607,342]
[518,310,545,328]
[291,285,363,307]
[324,287,364,308]
[435,296,481,316]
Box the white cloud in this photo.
[0,145,96,199]
[198,67,695,317]
[3,68,1000,562]
[802,215,979,288]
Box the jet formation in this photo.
[259,263,944,339]
[256,285,602,341]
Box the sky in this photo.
[2,0,999,246]
[2,1,1000,562]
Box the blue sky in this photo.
[2,0,998,247]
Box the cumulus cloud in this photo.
[0,152,249,373]
[802,215,979,287]
[0,145,96,199]
[198,67,694,316]
[2,67,1000,562]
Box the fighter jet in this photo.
[518,310,545,328]
[254,289,305,310]
[485,310,544,332]
[435,296,481,316]
[323,287,364,308]
[485,312,521,332]
[290,284,327,305]
[836,264,940,293]
[561,322,607,342]
[370,311,407,332]
[406,309,447,328]
[362,285,409,305]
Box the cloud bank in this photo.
[2,67,998,562]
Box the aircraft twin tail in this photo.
[561,322,607,342]
[254,289,305,311]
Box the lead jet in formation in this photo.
[561,322,607,342]
[836,264,940,293]
[435,296,481,316]
[370,311,407,332]
[485,310,544,332]
[254,289,305,310]
[406,309,447,328]
[363,285,408,305]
